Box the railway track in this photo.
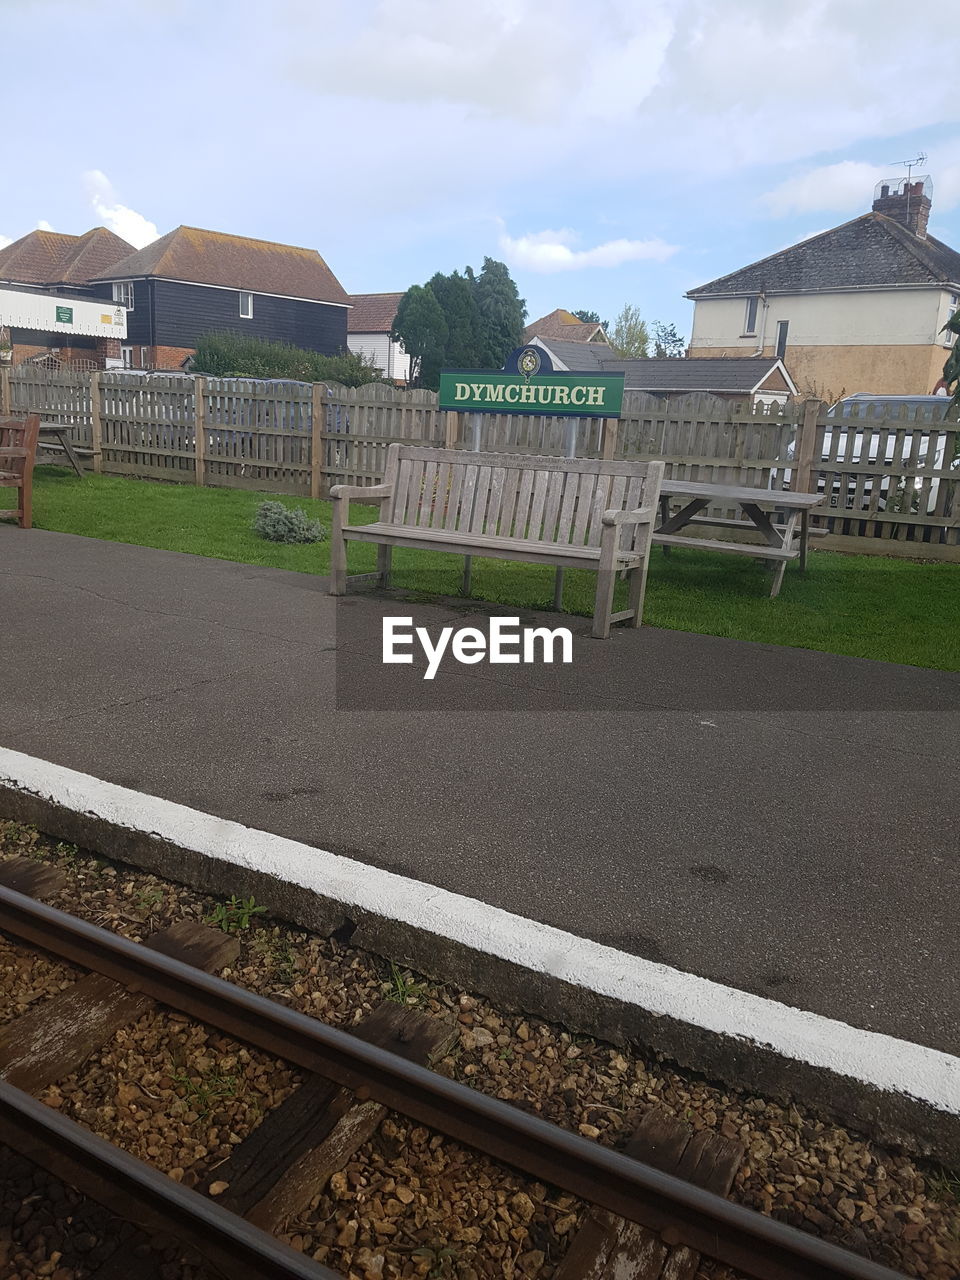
[0,858,910,1280]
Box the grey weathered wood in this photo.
[653,534,800,560]
[554,1105,744,1280]
[236,1004,454,1231]
[0,921,239,1092]
[0,855,66,899]
[329,444,665,637]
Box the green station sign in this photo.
[55,305,73,323]
[439,370,624,419]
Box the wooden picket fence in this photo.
[2,365,957,559]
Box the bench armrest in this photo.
[602,504,658,526]
[329,483,393,501]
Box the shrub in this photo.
[253,501,326,544]
[190,332,383,387]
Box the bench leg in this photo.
[378,542,392,588]
[329,500,348,596]
[626,556,651,629]
[769,558,787,598]
[592,567,617,639]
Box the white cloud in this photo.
[499,227,677,272]
[287,0,960,181]
[761,162,886,217]
[36,219,55,232]
[0,234,11,250]
[83,170,158,249]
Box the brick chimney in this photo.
[872,179,931,238]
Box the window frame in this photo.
[742,295,759,336]
[112,281,135,312]
[775,319,789,360]
[239,290,254,319]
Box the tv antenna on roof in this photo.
[888,152,927,181]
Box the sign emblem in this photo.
[518,348,541,380]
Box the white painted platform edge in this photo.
[1,745,957,1116]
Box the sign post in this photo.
[439,347,625,608]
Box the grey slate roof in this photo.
[686,213,960,298]
[533,337,785,392]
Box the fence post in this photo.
[0,366,10,414]
[311,381,326,500]
[444,411,460,449]
[792,398,821,494]
[601,418,618,460]
[90,372,103,474]
[194,375,207,486]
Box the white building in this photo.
[0,284,127,367]
[686,178,960,402]
[347,293,411,383]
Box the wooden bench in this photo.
[0,414,40,529]
[329,444,664,639]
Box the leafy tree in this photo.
[470,257,526,368]
[941,311,960,420]
[391,284,448,388]
[428,270,482,370]
[652,321,686,359]
[608,304,650,359]
[573,308,609,333]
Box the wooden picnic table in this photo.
[37,422,87,477]
[653,480,825,597]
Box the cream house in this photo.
[347,292,411,383]
[686,179,960,401]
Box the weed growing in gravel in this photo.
[171,1067,240,1120]
[205,895,268,933]
[384,962,430,1007]
[927,1166,960,1205]
[410,1244,460,1277]
[251,930,298,983]
[133,887,164,916]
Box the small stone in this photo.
[208,1181,230,1197]
[837,1197,856,1221]
[394,1185,415,1204]
[579,1123,601,1139]
[337,1220,358,1247]
[510,1191,535,1223]
[555,1212,578,1235]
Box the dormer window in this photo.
[239,291,253,319]
[743,296,759,336]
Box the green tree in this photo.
[941,311,960,420]
[608,304,650,359]
[572,309,609,332]
[391,284,448,388]
[652,321,686,358]
[428,270,482,370]
[470,258,526,368]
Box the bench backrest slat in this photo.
[384,445,660,549]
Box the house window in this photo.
[944,294,958,347]
[775,319,789,360]
[239,291,254,319]
[112,282,134,311]
[743,296,760,335]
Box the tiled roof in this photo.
[533,339,612,370]
[93,226,349,305]
[348,292,403,333]
[0,227,134,286]
[687,213,960,297]
[535,338,788,392]
[523,308,606,342]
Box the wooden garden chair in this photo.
[0,414,40,529]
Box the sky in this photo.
[3,0,960,342]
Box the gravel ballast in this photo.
[0,821,957,1280]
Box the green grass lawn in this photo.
[5,468,959,670]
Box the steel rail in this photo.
[0,1081,340,1280]
[0,885,908,1280]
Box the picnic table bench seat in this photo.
[329,444,664,639]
